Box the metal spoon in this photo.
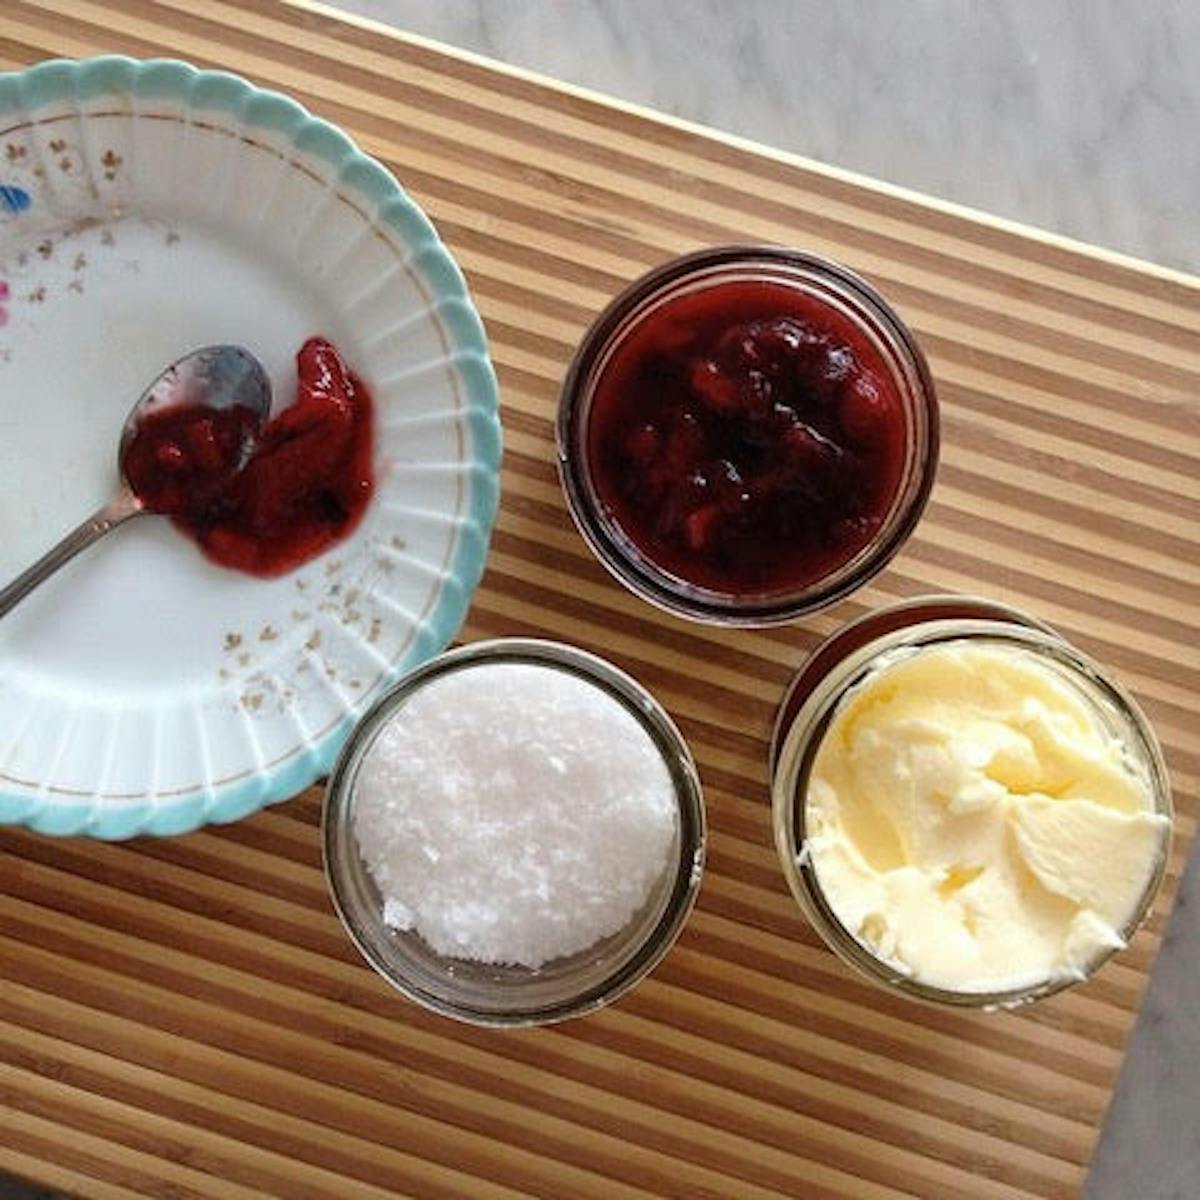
[0,345,271,619]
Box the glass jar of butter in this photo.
[771,595,1172,1009]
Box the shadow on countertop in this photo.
[0,1176,67,1200]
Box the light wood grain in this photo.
[1,2,1198,1197]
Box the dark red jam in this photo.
[587,279,907,595]
[125,337,374,577]
[123,402,260,519]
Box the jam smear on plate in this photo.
[587,279,906,595]
[125,336,374,577]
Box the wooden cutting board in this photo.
[1,3,1197,1197]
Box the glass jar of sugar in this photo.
[324,638,706,1026]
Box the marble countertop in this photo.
[337,0,1198,277]
[326,4,1197,1199]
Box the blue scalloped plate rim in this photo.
[0,56,502,839]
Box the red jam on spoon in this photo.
[124,336,375,577]
[122,403,261,518]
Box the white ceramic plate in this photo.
[0,57,501,838]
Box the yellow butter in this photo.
[806,641,1167,992]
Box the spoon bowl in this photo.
[119,344,272,473]
[0,345,271,619]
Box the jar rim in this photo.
[771,602,1173,1009]
[556,245,940,625]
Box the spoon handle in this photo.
[0,488,145,619]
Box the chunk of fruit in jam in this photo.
[587,280,906,595]
[124,403,260,518]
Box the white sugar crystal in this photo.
[353,662,679,968]
[383,897,414,930]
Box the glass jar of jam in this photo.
[557,247,939,624]
[771,595,1173,1009]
